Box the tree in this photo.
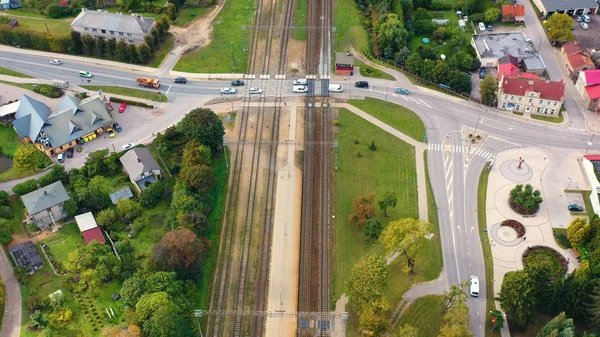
[344,254,388,312]
[120,273,146,307]
[544,13,574,43]
[177,212,209,236]
[137,43,152,64]
[177,108,225,153]
[432,26,449,41]
[0,218,12,245]
[140,181,165,208]
[536,312,575,337]
[432,61,450,84]
[480,73,498,105]
[405,53,424,74]
[358,298,391,335]
[135,292,171,323]
[463,0,486,14]
[75,176,112,211]
[509,184,543,214]
[447,70,472,94]
[498,269,537,330]
[106,38,117,59]
[39,165,68,186]
[13,144,45,172]
[442,282,468,313]
[96,209,117,229]
[363,219,383,243]
[378,192,397,217]
[484,8,501,22]
[101,325,141,337]
[395,46,411,65]
[414,0,432,8]
[144,34,156,51]
[394,324,419,337]
[151,228,205,279]
[29,310,48,330]
[116,40,128,62]
[141,302,192,337]
[448,51,474,71]
[380,218,432,273]
[166,2,177,20]
[348,193,376,227]
[116,199,142,222]
[182,164,214,193]
[126,43,138,63]
[81,34,96,56]
[95,36,106,57]
[567,217,590,246]
[13,264,29,281]
[68,31,83,54]
[66,240,112,272]
[368,140,377,151]
[374,13,409,57]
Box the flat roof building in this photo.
[471,33,538,68]
[532,0,598,17]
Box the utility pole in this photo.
[45,23,49,33]
[586,134,595,154]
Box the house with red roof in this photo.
[497,63,540,80]
[575,69,600,113]
[561,40,594,81]
[497,74,565,117]
[75,212,105,245]
[502,5,525,23]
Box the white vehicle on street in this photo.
[248,87,263,94]
[328,84,344,92]
[293,79,308,85]
[293,85,308,93]
[50,59,62,65]
[221,87,237,94]
[121,143,135,151]
[469,275,480,297]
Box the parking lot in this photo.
[571,15,600,50]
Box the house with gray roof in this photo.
[11,93,112,157]
[9,241,43,273]
[471,33,539,68]
[21,181,70,229]
[532,0,598,17]
[119,147,162,191]
[71,8,156,45]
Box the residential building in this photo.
[75,212,105,245]
[575,69,600,113]
[471,33,538,68]
[119,147,162,191]
[71,8,156,45]
[522,55,546,76]
[532,0,598,17]
[582,155,600,215]
[497,74,566,117]
[11,93,113,157]
[335,52,354,75]
[497,62,540,80]
[21,181,70,229]
[502,4,525,23]
[560,41,594,81]
[9,241,43,273]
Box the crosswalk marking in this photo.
[259,74,270,79]
[244,74,256,79]
[428,143,493,159]
[475,149,493,159]
[275,74,286,79]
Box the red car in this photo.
[118,102,127,113]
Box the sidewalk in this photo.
[0,247,21,337]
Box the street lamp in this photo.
[537,38,544,54]
[385,80,390,101]
[586,134,595,154]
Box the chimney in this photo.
[137,157,142,163]
[82,7,87,12]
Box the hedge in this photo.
[110,97,154,109]
[33,84,63,98]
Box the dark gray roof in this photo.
[523,55,546,70]
[71,9,155,35]
[119,147,161,182]
[541,0,598,11]
[21,181,70,215]
[9,241,43,271]
[13,94,52,141]
[109,186,134,204]
[335,52,354,65]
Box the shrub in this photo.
[33,84,63,98]
[500,219,525,238]
[0,191,9,206]
[109,97,154,109]
[13,179,40,196]
[333,120,341,127]
[27,222,40,232]
[509,184,543,215]
[0,206,13,219]
[140,181,165,208]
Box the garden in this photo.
[509,184,543,215]
[522,246,567,278]
[501,219,526,238]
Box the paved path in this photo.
[0,247,21,337]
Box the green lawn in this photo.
[0,66,33,78]
[173,7,211,27]
[553,228,570,249]
[424,152,443,273]
[125,203,169,258]
[354,60,395,81]
[292,0,307,40]
[348,98,426,142]
[333,108,419,300]
[334,0,369,54]
[7,195,26,237]
[13,16,72,37]
[394,295,445,337]
[44,222,85,264]
[477,163,501,337]
[173,0,253,73]
[0,167,37,183]
[148,33,175,68]
[531,111,564,123]
[0,124,22,157]
[85,86,168,102]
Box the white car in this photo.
[478,22,486,32]
[121,143,135,151]
[580,22,589,30]
[248,87,263,94]
[221,87,237,94]
[50,59,61,65]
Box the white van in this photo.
[293,85,308,93]
[469,275,480,297]
[293,79,308,85]
[328,84,343,93]
[478,22,485,32]
[582,14,591,23]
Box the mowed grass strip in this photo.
[173,0,254,73]
[394,295,445,337]
[292,0,307,40]
[0,66,33,78]
[348,97,426,142]
[334,0,368,53]
[333,108,418,299]
[13,17,72,37]
[0,124,23,157]
[85,85,167,102]
[148,33,175,68]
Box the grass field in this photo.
[7,195,26,237]
[292,0,307,40]
[173,0,253,73]
[44,222,85,264]
[13,16,72,37]
[0,66,33,78]
[531,111,564,123]
[333,108,419,300]
[0,124,22,157]
[354,61,395,81]
[85,85,167,102]
[333,0,369,53]
[394,295,445,337]
[424,152,443,274]
[348,98,426,142]
[148,33,175,68]
[173,7,211,27]
[0,80,38,92]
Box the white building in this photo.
[71,9,156,45]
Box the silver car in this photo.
[248,87,263,94]
[221,87,237,94]
[580,22,589,30]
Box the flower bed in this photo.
[500,219,526,238]
[509,197,540,215]
[522,246,567,278]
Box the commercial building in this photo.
[471,33,538,68]
[575,69,600,113]
[71,9,156,45]
[497,74,565,117]
[532,0,598,17]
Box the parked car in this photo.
[568,204,584,212]
[122,143,135,151]
[50,59,61,65]
[57,153,65,163]
[118,102,127,113]
[231,80,244,86]
[478,22,486,31]
[355,81,369,88]
[582,14,591,22]
[113,123,122,132]
[107,128,115,138]
[479,67,487,79]
[487,24,493,31]
[394,87,410,95]
[66,148,74,158]
[581,22,589,30]
[221,87,237,94]
[576,15,583,22]
[174,77,187,84]
[248,87,263,94]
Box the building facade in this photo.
[575,69,600,113]
[497,74,565,117]
[532,0,598,17]
[71,9,155,45]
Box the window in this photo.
[110,30,115,35]
[547,101,551,105]
[518,97,522,102]
[554,101,558,106]
[84,27,89,31]
[516,104,521,110]
[551,109,556,114]
[539,100,543,105]
[92,28,97,32]
[536,107,541,113]
[544,108,549,114]
[511,95,515,101]
[504,95,508,100]
[59,146,63,150]
[127,33,132,37]
[119,32,124,36]
[528,98,533,103]
[502,102,507,108]
[129,40,134,43]
[526,106,531,112]
[101,29,106,33]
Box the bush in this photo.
[0,205,13,219]
[509,184,543,215]
[13,179,40,196]
[0,191,8,206]
[139,181,165,208]
[500,219,525,238]
[470,13,485,23]
[33,85,63,98]
[430,1,454,10]
[109,97,154,109]
[27,222,40,232]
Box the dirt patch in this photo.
[169,1,227,56]
[9,229,56,248]
[287,39,306,73]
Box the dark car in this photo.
[114,122,123,132]
[487,24,493,31]
[66,148,74,158]
[174,77,187,84]
[568,204,584,212]
[355,81,369,88]
[231,80,244,86]
[479,67,487,79]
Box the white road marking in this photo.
[400,95,409,101]
[409,96,420,104]
[417,98,432,108]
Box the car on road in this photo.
[79,71,93,78]
[469,275,479,297]
[293,85,308,93]
[580,22,589,30]
[174,77,187,84]
[50,59,61,65]
[122,143,135,151]
[221,87,237,94]
[66,148,74,158]
[113,123,122,132]
[568,204,584,212]
[355,81,369,88]
[248,87,263,94]
[231,80,245,86]
[107,127,115,138]
[293,79,308,85]
[118,102,127,113]
[479,67,487,79]
[394,87,410,95]
[57,153,65,163]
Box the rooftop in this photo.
[586,85,600,100]
[75,212,105,244]
[71,8,155,36]
[21,181,70,215]
[522,55,546,70]
[562,41,582,56]
[567,53,594,70]
[109,186,134,204]
[500,75,566,101]
[9,241,43,271]
[472,33,536,60]
[539,0,598,11]
[502,4,525,18]
[582,69,600,86]
[119,147,161,182]
[335,52,354,66]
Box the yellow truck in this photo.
[136,77,161,89]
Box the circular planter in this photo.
[500,219,526,238]
[509,196,540,216]
[522,246,567,278]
